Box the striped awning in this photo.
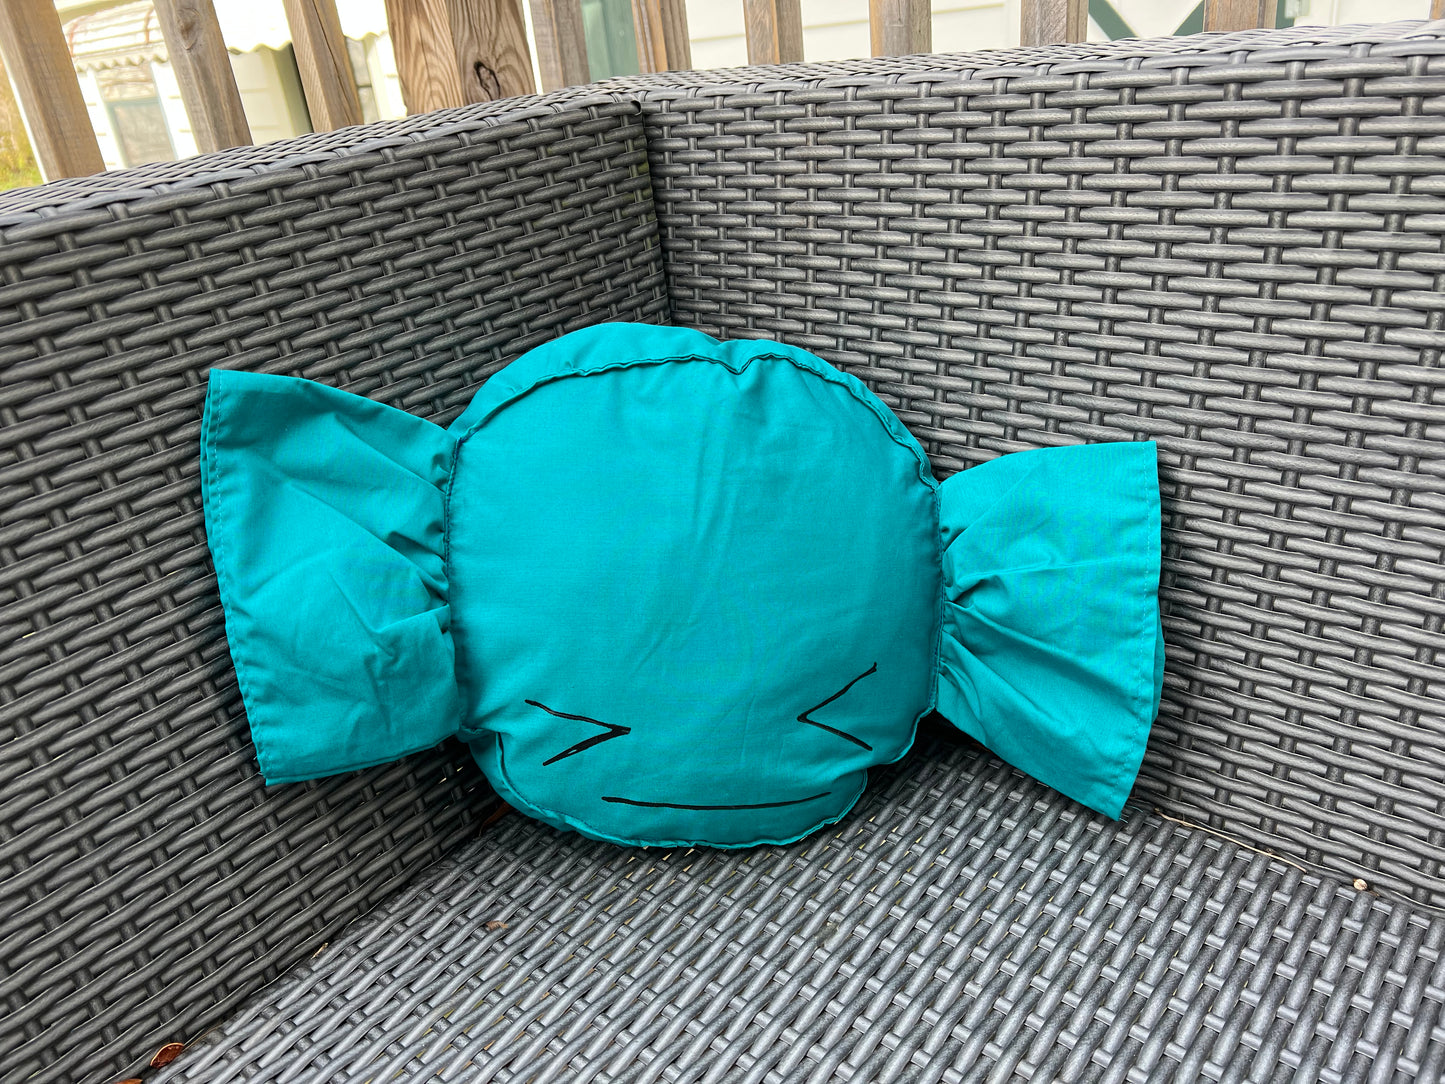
[63,1,166,71]
[212,0,393,53]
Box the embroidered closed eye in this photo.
[526,700,631,765]
[798,663,877,751]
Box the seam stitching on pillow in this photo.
[447,352,936,751]
[444,346,941,736]
[445,344,934,845]
[450,350,938,494]
[1114,444,1162,815]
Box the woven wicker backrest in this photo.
[627,22,1445,910]
[0,99,665,1084]
[4,21,1445,1084]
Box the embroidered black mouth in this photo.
[600,792,831,811]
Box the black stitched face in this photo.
[450,343,942,847]
[526,700,631,765]
[795,664,877,750]
[522,663,880,810]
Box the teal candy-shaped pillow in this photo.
[202,323,1163,847]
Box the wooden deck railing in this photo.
[0,0,1306,185]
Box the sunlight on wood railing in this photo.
[870,0,931,56]
[0,0,105,177]
[1204,0,1277,31]
[384,0,534,112]
[1021,0,1086,46]
[284,0,365,129]
[531,0,590,87]
[742,0,802,65]
[151,0,252,151]
[0,0,1298,183]
[632,0,691,71]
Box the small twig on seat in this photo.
[1153,808,1312,874]
[1153,814,1445,915]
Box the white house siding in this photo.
[1291,0,1430,24]
[152,62,200,159]
[686,0,1020,71]
[230,48,312,143]
[683,0,1434,71]
[360,34,409,120]
[1095,0,1429,37]
[76,69,124,171]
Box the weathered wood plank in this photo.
[283,0,364,130]
[743,0,803,65]
[1020,0,1087,46]
[0,0,105,179]
[1202,0,1276,31]
[386,0,535,113]
[632,0,691,73]
[448,0,536,101]
[869,0,929,57]
[152,0,253,151]
[385,0,456,111]
[530,0,590,90]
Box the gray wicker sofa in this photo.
[3,20,1443,1084]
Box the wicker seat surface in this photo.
[153,737,1445,1084]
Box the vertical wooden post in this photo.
[1020,0,1087,46]
[385,0,536,113]
[743,0,803,65]
[0,0,105,179]
[632,0,691,73]
[282,0,364,130]
[530,0,590,90]
[869,0,930,57]
[152,0,253,151]
[1203,0,1276,31]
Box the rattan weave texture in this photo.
[0,95,609,224]
[0,101,666,1084]
[616,23,1445,911]
[153,735,1445,1084]
[3,20,1444,1084]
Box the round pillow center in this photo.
[448,351,939,847]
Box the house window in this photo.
[95,64,173,166]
